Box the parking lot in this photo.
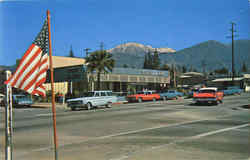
[0,93,249,160]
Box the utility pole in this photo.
[227,22,237,85]
[5,70,13,160]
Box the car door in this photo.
[93,92,102,106]
[144,92,153,100]
[100,91,108,105]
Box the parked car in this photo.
[193,88,223,105]
[159,90,184,100]
[13,94,33,107]
[222,86,243,96]
[187,88,200,98]
[67,91,117,111]
[126,90,160,103]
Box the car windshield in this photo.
[199,90,215,93]
[83,92,95,97]
[14,95,29,99]
[137,91,144,94]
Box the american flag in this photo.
[5,19,49,97]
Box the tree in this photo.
[85,50,115,90]
[181,65,187,73]
[152,49,160,69]
[241,62,248,73]
[161,64,170,70]
[68,45,75,57]
[143,53,148,69]
[214,67,228,75]
[143,50,153,69]
[123,64,128,68]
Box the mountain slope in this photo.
[109,40,250,72]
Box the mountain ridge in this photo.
[109,40,250,71]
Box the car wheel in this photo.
[152,98,156,102]
[106,102,112,108]
[138,98,142,103]
[87,103,92,110]
[213,101,218,105]
[71,107,76,111]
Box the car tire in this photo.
[138,98,142,103]
[106,102,112,108]
[87,103,92,110]
[71,107,76,111]
[163,96,167,101]
[213,101,218,105]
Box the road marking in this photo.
[110,123,250,160]
[28,119,209,153]
[35,113,52,117]
[190,123,249,139]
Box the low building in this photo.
[178,72,205,88]
[209,77,245,89]
[44,56,170,95]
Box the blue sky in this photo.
[0,0,249,66]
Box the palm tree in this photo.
[85,50,115,91]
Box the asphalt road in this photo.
[0,93,249,160]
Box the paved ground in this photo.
[0,93,249,160]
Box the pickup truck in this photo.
[126,90,160,103]
[159,90,184,100]
[222,86,243,96]
[67,91,117,111]
[193,88,223,105]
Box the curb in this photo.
[112,101,128,105]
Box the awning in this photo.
[212,77,244,82]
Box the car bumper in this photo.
[193,98,217,102]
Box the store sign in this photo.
[47,65,86,82]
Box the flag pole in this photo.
[47,10,58,160]
[5,70,13,160]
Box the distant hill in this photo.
[109,40,250,72]
[108,42,176,68]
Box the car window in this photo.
[85,92,95,97]
[169,91,174,93]
[107,92,112,96]
[137,91,144,94]
[101,92,106,96]
[199,90,215,93]
[95,92,100,97]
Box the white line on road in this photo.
[30,119,209,153]
[111,123,249,160]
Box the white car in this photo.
[67,91,117,110]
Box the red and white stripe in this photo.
[5,44,49,97]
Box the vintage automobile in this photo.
[67,91,117,111]
[13,94,33,107]
[222,86,243,96]
[193,87,223,105]
[159,90,184,100]
[187,88,200,98]
[126,90,161,103]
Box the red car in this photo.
[193,87,223,105]
[126,91,161,103]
